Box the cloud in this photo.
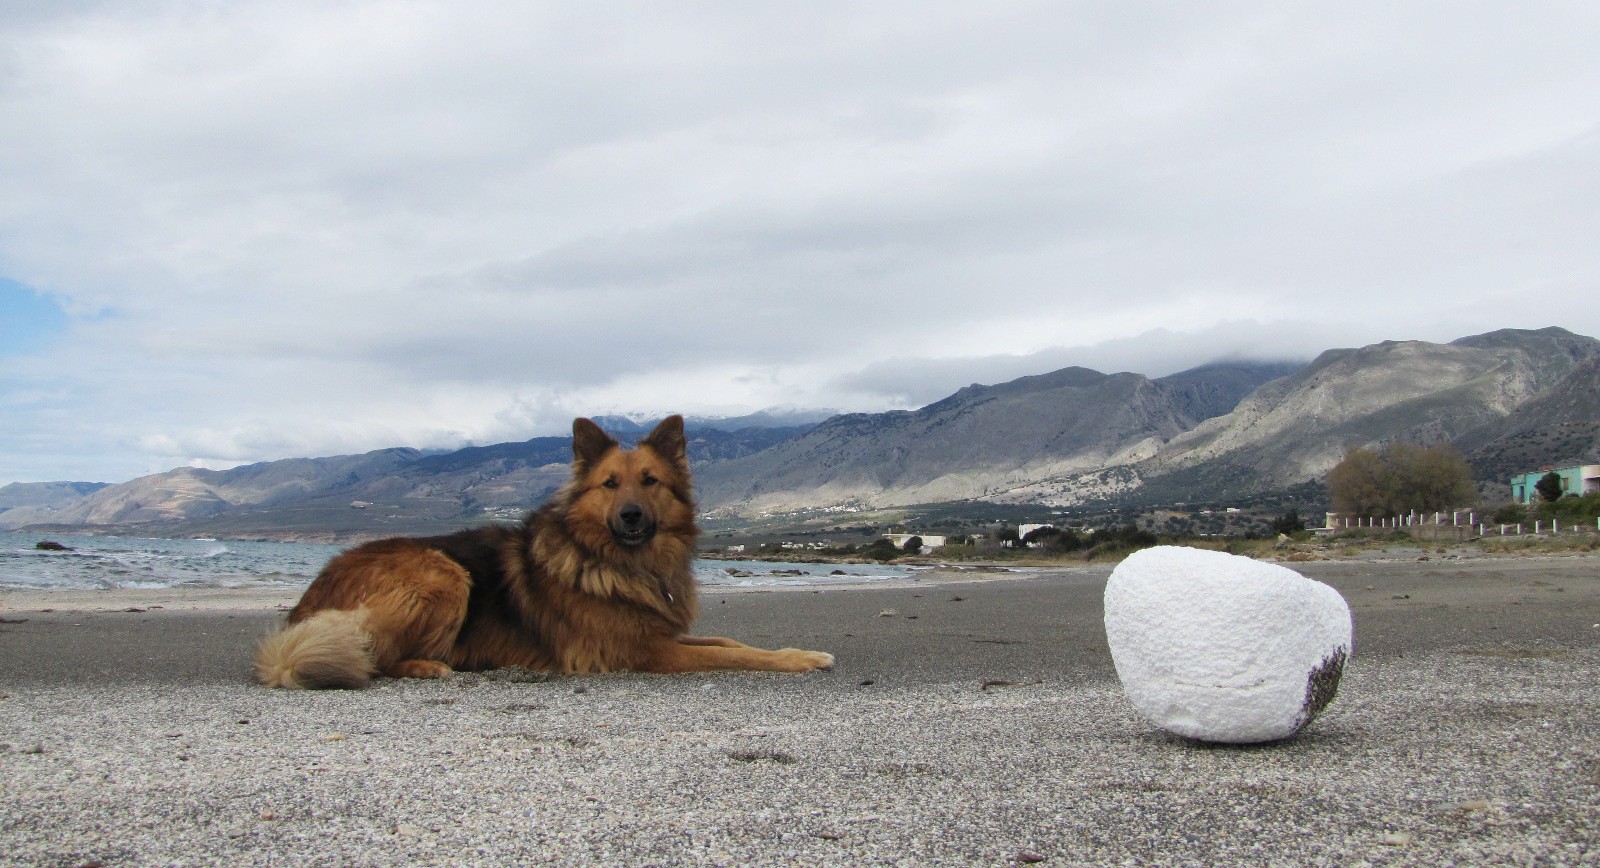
[830,320,1350,407]
[1,1,1598,482]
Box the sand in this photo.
[2,553,1598,865]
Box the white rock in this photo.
[1104,546,1352,743]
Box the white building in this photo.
[882,533,947,552]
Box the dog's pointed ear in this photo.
[572,418,618,467]
[641,415,687,465]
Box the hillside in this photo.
[2,424,812,534]
[693,362,1299,514]
[1455,354,1600,482]
[699,327,1599,514]
[9,327,1598,535]
[1114,329,1597,504]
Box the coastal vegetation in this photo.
[1326,442,1477,519]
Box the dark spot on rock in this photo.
[1295,647,1347,731]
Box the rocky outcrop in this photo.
[694,363,1294,514]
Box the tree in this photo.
[995,526,1020,548]
[1022,526,1060,546]
[1328,442,1477,518]
[863,539,901,561]
[1535,471,1564,503]
[901,535,923,553]
[1271,510,1306,535]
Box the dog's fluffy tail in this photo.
[254,608,377,689]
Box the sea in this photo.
[0,531,913,592]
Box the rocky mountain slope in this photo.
[697,327,1599,514]
[1031,327,1600,507]
[1454,353,1600,482]
[1,425,809,532]
[692,362,1300,514]
[0,481,111,529]
[9,327,1596,534]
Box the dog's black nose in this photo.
[618,503,645,529]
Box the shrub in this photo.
[1535,471,1564,503]
[863,539,902,561]
[1328,442,1477,517]
[1271,510,1306,535]
[1490,502,1526,525]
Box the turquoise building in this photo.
[1509,465,1600,504]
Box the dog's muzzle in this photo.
[611,503,656,547]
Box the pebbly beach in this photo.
[1,552,1598,865]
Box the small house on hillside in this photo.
[1509,465,1600,503]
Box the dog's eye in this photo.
[601,478,619,489]
[642,474,657,486]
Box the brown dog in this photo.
[255,415,834,688]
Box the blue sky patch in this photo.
[0,277,69,357]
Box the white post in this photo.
[1554,519,1560,533]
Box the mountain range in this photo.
[4,327,1597,537]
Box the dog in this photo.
[255,415,834,688]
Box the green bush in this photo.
[1490,502,1526,525]
[862,539,903,561]
[1271,510,1306,535]
[1535,492,1600,524]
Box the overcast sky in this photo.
[3,2,1598,484]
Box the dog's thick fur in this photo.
[255,416,833,688]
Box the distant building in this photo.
[1509,465,1600,504]
[1018,523,1053,538]
[882,533,947,552]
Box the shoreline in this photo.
[4,545,1597,613]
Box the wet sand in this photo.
[2,553,1597,864]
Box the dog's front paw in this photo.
[779,649,835,672]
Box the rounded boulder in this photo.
[1103,545,1352,743]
